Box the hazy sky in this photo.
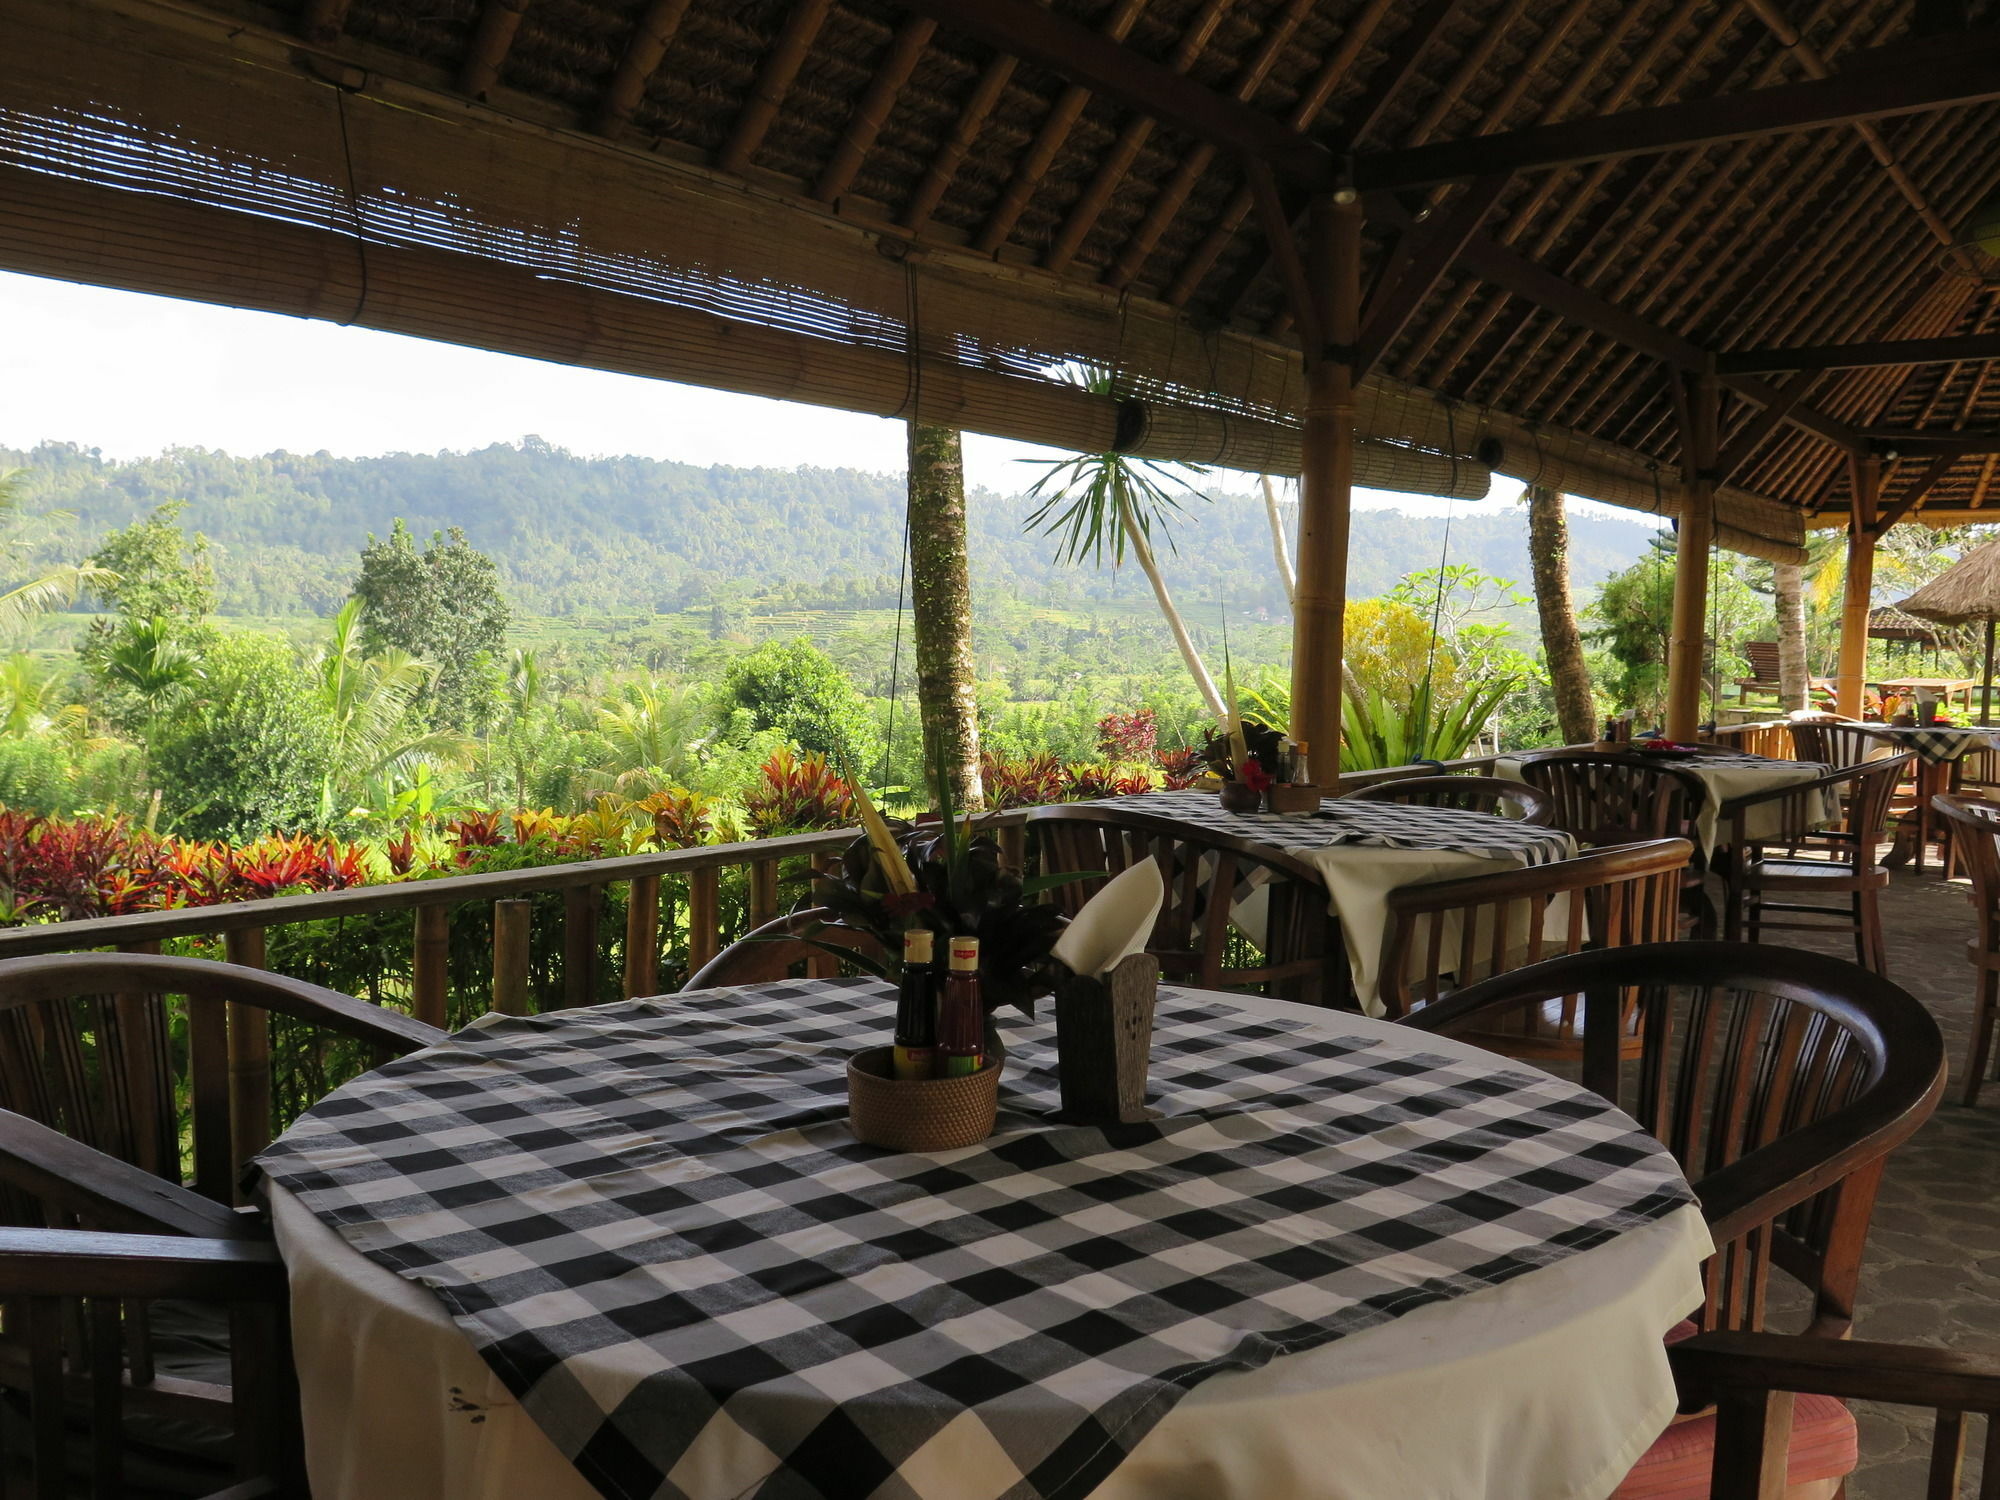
[0,268,1577,517]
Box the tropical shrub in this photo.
[742,748,859,835]
[151,632,338,839]
[723,639,881,771]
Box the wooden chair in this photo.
[1725,753,1911,976]
[1343,774,1554,824]
[1404,942,1944,1500]
[1512,752,1712,931]
[1376,839,1690,1058]
[1735,640,1782,702]
[1941,743,2000,880]
[1667,1331,2000,1500]
[0,952,442,1499]
[1930,793,2000,1106]
[1022,805,1339,1006]
[682,907,890,990]
[1786,718,1891,770]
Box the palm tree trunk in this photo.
[1260,475,1296,606]
[1525,485,1596,745]
[1117,493,1227,720]
[906,423,983,809]
[1774,559,1808,711]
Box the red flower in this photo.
[1239,759,1273,793]
[882,890,937,917]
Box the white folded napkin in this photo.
[1051,859,1164,978]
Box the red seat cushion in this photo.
[1610,1392,1857,1499]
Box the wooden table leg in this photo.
[1883,757,1950,870]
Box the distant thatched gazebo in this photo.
[1898,540,2000,724]
[1868,606,1943,646]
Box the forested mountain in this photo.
[3,439,1655,617]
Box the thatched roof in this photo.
[6,0,2000,557]
[1868,605,1943,643]
[1899,540,2000,624]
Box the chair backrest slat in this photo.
[1343,775,1553,824]
[1513,753,1707,854]
[1404,943,1945,1339]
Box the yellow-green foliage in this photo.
[1344,598,1457,700]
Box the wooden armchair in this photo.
[1786,718,1892,770]
[1022,805,1339,1006]
[1376,839,1689,1057]
[1511,753,1709,850]
[1403,943,1945,1500]
[1720,752,1911,975]
[1343,774,1553,824]
[1667,1331,2000,1500]
[682,906,890,989]
[0,952,442,1497]
[1929,793,2000,1105]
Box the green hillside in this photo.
[2,439,1657,619]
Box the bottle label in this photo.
[892,1044,936,1081]
[941,1051,982,1077]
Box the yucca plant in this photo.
[1339,671,1518,772]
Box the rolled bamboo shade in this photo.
[0,0,1799,556]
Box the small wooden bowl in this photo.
[847,1047,1002,1152]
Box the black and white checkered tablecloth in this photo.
[1868,725,2000,765]
[256,980,1694,1500]
[1074,789,1574,867]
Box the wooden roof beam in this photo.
[816,16,934,203]
[718,0,835,177]
[1352,173,1510,377]
[458,0,532,101]
[298,0,351,45]
[1860,430,2000,457]
[887,0,1340,190]
[1719,329,2000,375]
[1874,453,1958,529]
[593,0,694,137]
[1352,29,2000,191]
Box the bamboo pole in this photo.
[223,926,271,1181]
[623,874,661,1000]
[1836,455,1882,718]
[491,898,532,1016]
[1665,364,1720,740]
[1289,192,1362,764]
[412,904,449,1029]
[563,885,600,1008]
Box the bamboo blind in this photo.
[0,0,1803,558]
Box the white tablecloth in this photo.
[269,995,1711,1500]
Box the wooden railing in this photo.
[0,756,1505,1163]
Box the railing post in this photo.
[563,884,601,1008]
[687,867,720,975]
[624,874,660,1000]
[223,927,271,1188]
[997,823,1025,874]
[491,898,532,1016]
[749,859,779,929]
[412,904,449,1030]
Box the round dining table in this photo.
[259,982,1711,1500]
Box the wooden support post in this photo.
[563,885,600,1008]
[412,904,449,1030]
[749,859,780,929]
[1836,454,1883,719]
[624,874,661,999]
[491,898,532,1016]
[687,867,721,974]
[1289,191,1362,762]
[1665,363,1721,741]
[223,927,271,1183]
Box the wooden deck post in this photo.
[624,874,661,999]
[223,926,271,1179]
[412,904,449,1030]
[1289,191,1362,764]
[1665,362,1720,741]
[491,898,532,1015]
[687,867,721,974]
[1836,454,1881,718]
[563,884,601,1008]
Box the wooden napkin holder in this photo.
[1265,782,1322,814]
[1052,952,1161,1126]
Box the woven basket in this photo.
[847,1047,1002,1152]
